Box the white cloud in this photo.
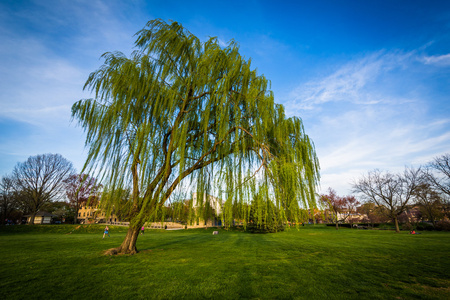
[0,0,141,175]
[217,38,228,47]
[315,109,450,195]
[0,0,141,125]
[288,50,450,195]
[0,36,87,127]
[287,51,418,111]
[422,53,450,66]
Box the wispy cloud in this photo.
[0,0,141,125]
[0,35,87,126]
[217,38,228,47]
[287,49,450,194]
[316,114,450,194]
[287,51,416,111]
[421,53,450,66]
[0,0,140,173]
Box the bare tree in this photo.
[63,174,101,224]
[12,154,75,224]
[0,175,18,225]
[414,182,443,227]
[426,153,450,197]
[442,195,450,220]
[352,167,421,232]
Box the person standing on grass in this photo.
[103,225,110,239]
[141,226,145,235]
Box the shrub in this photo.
[245,222,285,233]
[416,222,434,231]
[325,223,353,228]
[435,220,450,231]
[244,196,285,233]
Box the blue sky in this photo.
[1,0,449,195]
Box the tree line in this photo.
[0,153,102,225]
[319,153,450,232]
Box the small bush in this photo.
[245,197,285,233]
[416,222,434,231]
[435,220,450,231]
[325,223,345,228]
[245,222,285,233]
[340,223,352,228]
[325,223,352,228]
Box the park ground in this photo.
[0,224,449,299]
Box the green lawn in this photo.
[0,225,449,299]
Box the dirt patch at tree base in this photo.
[103,248,138,256]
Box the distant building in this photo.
[24,211,56,224]
[77,205,120,224]
[192,192,223,213]
[76,192,224,228]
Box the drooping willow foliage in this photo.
[72,19,319,251]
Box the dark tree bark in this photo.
[106,226,140,255]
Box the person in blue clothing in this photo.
[103,225,110,239]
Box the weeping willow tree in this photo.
[72,19,319,255]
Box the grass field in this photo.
[0,225,449,299]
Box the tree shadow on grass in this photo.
[235,264,256,298]
[137,233,214,251]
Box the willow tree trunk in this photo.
[107,226,140,255]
